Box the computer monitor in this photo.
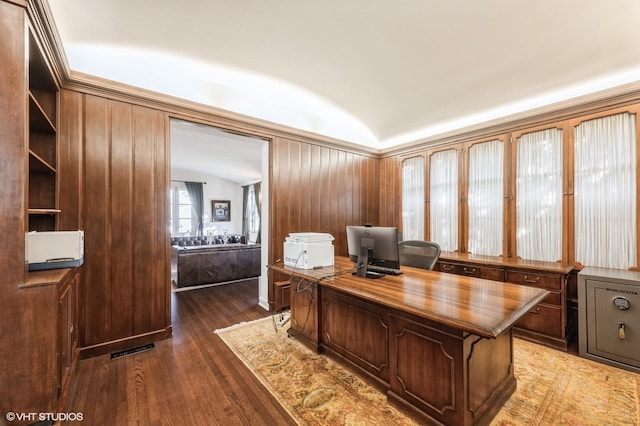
[346,225,400,278]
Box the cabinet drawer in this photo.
[480,267,505,282]
[437,262,458,274]
[541,290,561,306]
[515,304,562,338]
[506,270,562,290]
[459,264,481,277]
[437,262,505,282]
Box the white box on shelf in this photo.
[26,230,84,271]
[284,233,334,269]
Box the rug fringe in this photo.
[213,316,273,334]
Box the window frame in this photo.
[567,105,640,269]
[509,122,568,262]
[462,134,510,256]
[426,145,463,251]
[170,181,196,236]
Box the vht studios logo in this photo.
[5,411,84,423]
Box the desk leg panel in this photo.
[388,315,515,426]
[321,287,390,383]
[289,277,320,349]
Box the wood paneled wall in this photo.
[377,156,402,230]
[269,137,379,263]
[59,90,171,356]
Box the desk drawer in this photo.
[515,303,562,338]
[506,270,562,290]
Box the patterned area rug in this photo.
[214,317,640,425]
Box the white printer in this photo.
[284,232,334,269]
[26,230,84,271]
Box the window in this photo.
[170,182,195,236]
[574,112,637,269]
[515,128,563,262]
[246,184,260,242]
[467,139,504,256]
[429,149,458,251]
[402,156,425,240]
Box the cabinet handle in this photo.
[524,275,541,284]
[619,322,626,340]
[529,307,541,314]
[463,267,476,274]
[442,265,455,272]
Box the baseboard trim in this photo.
[79,326,172,359]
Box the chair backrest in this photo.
[398,240,441,270]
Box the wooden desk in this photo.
[436,251,575,350]
[271,257,549,425]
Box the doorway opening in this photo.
[168,118,271,309]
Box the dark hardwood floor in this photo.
[65,280,296,425]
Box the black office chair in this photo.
[398,240,441,270]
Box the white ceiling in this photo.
[170,119,265,185]
[46,0,640,177]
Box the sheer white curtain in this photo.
[575,113,637,269]
[516,128,563,261]
[468,140,503,256]
[402,156,425,240]
[430,149,458,251]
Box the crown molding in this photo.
[66,70,382,157]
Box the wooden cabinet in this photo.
[20,268,78,412]
[27,25,59,231]
[57,269,78,407]
[436,253,572,350]
[505,269,566,345]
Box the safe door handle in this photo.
[619,322,626,340]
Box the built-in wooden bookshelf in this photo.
[28,28,59,231]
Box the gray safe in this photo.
[578,267,640,373]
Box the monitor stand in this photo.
[354,246,384,279]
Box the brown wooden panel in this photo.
[269,137,379,272]
[466,330,513,420]
[82,94,111,346]
[109,100,134,340]
[321,287,389,382]
[153,109,170,332]
[78,94,170,352]
[378,156,400,229]
[58,89,84,231]
[15,285,59,412]
[288,277,319,347]
[389,314,462,424]
[28,171,56,208]
[133,105,168,333]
